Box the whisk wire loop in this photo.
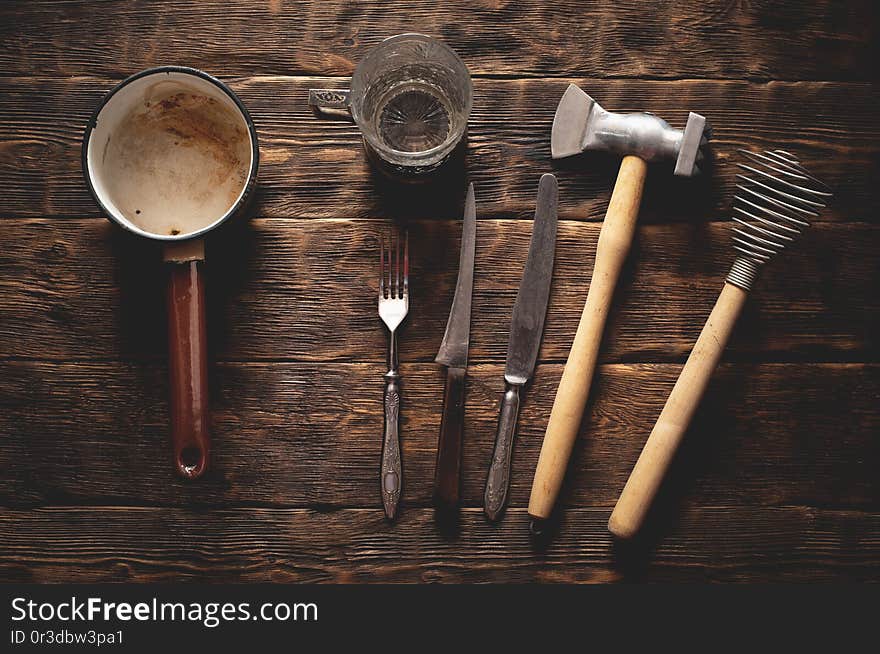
[726,149,830,291]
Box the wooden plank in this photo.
[0,76,876,221]
[0,219,875,363]
[1,361,876,509]
[0,506,876,583]
[0,1,873,81]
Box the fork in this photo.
[378,230,409,520]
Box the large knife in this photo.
[433,182,477,509]
[484,173,558,521]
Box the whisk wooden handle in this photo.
[608,281,748,539]
[528,155,647,520]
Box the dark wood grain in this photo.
[1,360,876,509]
[0,506,876,583]
[0,219,874,363]
[0,76,876,221]
[0,0,877,584]
[0,1,873,81]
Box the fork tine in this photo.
[379,235,385,298]
[387,233,392,299]
[403,231,409,297]
[395,230,401,299]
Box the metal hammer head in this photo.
[551,84,710,176]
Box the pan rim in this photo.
[81,65,260,242]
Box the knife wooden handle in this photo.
[485,382,522,521]
[609,281,748,538]
[164,240,210,480]
[433,367,467,509]
[528,155,647,520]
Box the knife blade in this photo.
[484,173,558,521]
[435,183,476,369]
[433,183,477,509]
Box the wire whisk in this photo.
[727,149,833,290]
[608,149,832,540]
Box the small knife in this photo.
[484,173,558,521]
[433,183,477,509]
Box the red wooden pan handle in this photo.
[166,259,210,479]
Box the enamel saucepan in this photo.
[82,66,259,479]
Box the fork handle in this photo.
[381,370,402,520]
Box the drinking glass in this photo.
[309,33,473,179]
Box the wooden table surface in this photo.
[1,1,877,583]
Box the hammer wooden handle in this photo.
[528,155,647,520]
[608,281,748,538]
